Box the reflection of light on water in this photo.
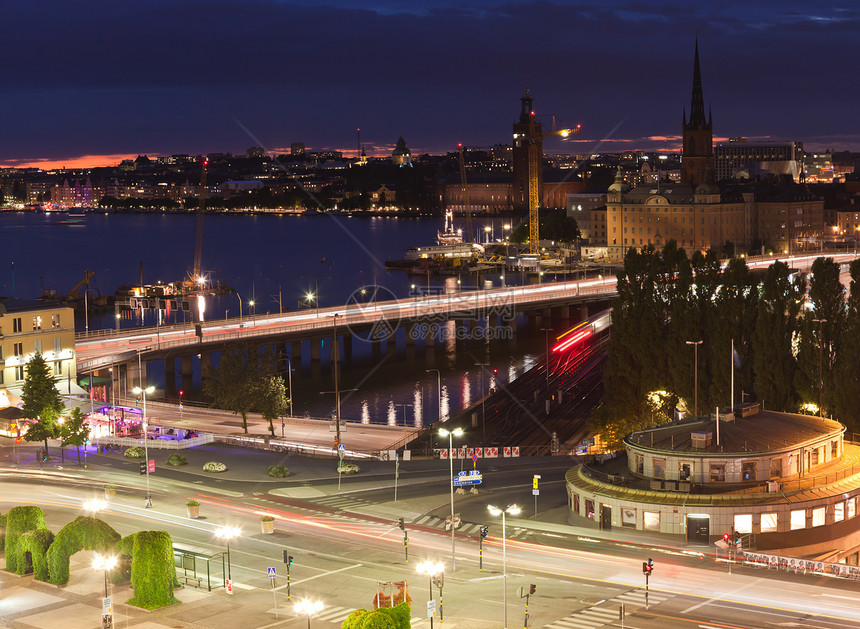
[387,401,397,426]
[197,294,205,321]
[413,386,423,428]
[462,376,471,408]
[361,401,370,424]
[441,385,450,422]
[508,364,517,382]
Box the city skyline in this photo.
[1,0,858,168]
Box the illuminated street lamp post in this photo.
[416,561,444,628]
[235,292,243,323]
[92,552,117,598]
[294,599,324,629]
[438,427,464,571]
[215,526,241,591]
[249,300,255,326]
[488,503,521,629]
[132,375,155,508]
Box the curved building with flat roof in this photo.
[565,404,860,563]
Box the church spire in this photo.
[688,38,708,129]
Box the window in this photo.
[13,317,22,333]
[51,314,61,328]
[769,458,782,478]
[54,361,62,376]
[653,458,666,479]
[32,316,42,331]
[13,343,23,357]
[790,509,806,530]
[585,499,595,520]
[811,448,820,466]
[760,513,778,533]
[679,463,691,481]
[734,514,752,534]
[832,440,839,458]
[742,461,756,481]
[14,365,24,381]
[812,507,825,527]
[643,511,660,531]
[53,337,61,353]
[622,508,636,528]
[573,493,580,515]
[636,455,644,475]
[710,463,726,482]
[848,497,856,519]
[835,502,844,522]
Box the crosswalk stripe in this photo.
[579,608,617,618]
[545,618,606,628]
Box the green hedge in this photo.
[19,529,55,581]
[267,464,289,478]
[125,531,179,609]
[166,454,187,466]
[342,603,410,629]
[124,446,145,459]
[5,506,47,574]
[0,512,6,552]
[46,516,121,585]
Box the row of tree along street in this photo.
[593,241,860,448]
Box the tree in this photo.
[21,353,64,456]
[257,375,290,436]
[60,408,90,466]
[203,345,280,433]
[834,259,860,431]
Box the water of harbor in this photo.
[2,211,565,427]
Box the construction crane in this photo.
[191,156,208,285]
[457,143,474,243]
[65,270,94,301]
[526,112,581,253]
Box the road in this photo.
[1,443,859,629]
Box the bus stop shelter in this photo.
[173,542,226,591]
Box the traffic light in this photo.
[139,462,146,475]
[398,517,405,531]
[288,555,294,566]
[480,525,489,539]
[529,584,536,595]
[734,531,742,546]
[723,533,730,542]
[642,558,653,575]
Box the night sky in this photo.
[1,1,857,168]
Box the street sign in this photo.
[338,444,346,452]
[102,596,112,614]
[471,454,478,463]
[226,578,233,595]
[426,599,437,618]
[532,489,539,495]
[453,470,482,486]
[138,462,146,475]
[267,567,277,578]
[147,459,155,473]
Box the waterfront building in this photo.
[0,299,77,407]
[566,404,860,563]
[715,138,803,182]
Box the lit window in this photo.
[643,511,660,531]
[848,497,856,519]
[835,502,844,522]
[734,514,752,534]
[760,513,778,532]
[790,509,806,530]
[653,458,666,479]
[710,463,726,482]
[811,507,825,527]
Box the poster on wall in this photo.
[622,508,636,528]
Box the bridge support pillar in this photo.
[292,341,302,361]
[406,324,416,346]
[424,323,435,348]
[310,338,322,362]
[164,358,176,395]
[579,304,589,321]
[372,336,382,359]
[543,307,552,321]
[558,304,570,320]
[386,333,397,356]
[343,335,353,362]
[127,360,146,392]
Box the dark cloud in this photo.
[0,0,857,162]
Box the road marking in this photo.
[273,564,361,591]
[681,580,760,614]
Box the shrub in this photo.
[338,462,360,475]
[203,461,227,473]
[125,531,179,609]
[166,454,187,466]
[124,446,145,459]
[260,515,275,522]
[0,512,6,552]
[5,506,47,574]
[46,516,121,585]
[104,484,117,489]
[185,500,200,507]
[19,529,55,581]
[267,464,289,478]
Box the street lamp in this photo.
[438,427,464,571]
[131,380,155,509]
[215,526,240,588]
[685,340,702,417]
[812,318,827,417]
[294,599,324,629]
[83,498,107,514]
[235,292,243,323]
[92,552,117,598]
[249,300,255,326]
[416,561,444,629]
[488,503,521,629]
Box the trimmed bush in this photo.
[260,515,275,522]
[124,446,145,459]
[46,516,121,585]
[343,602,410,629]
[202,461,227,472]
[0,512,6,552]
[5,506,47,574]
[267,464,289,478]
[19,529,55,581]
[166,454,187,466]
[125,531,179,609]
[337,462,360,475]
[185,500,200,507]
